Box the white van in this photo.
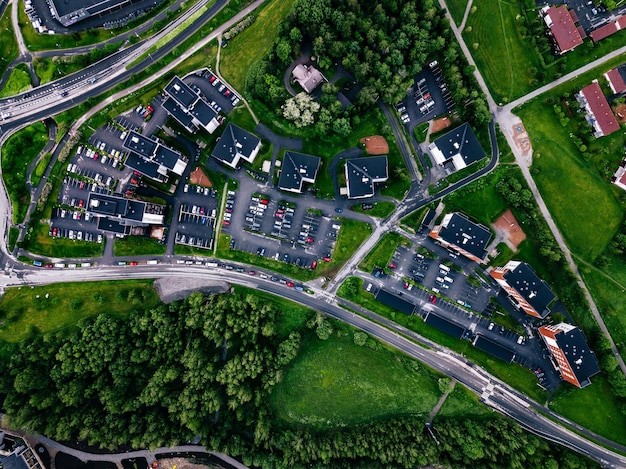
[444,276,454,283]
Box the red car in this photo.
[147,104,154,112]
[52,228,58,237]
[248,271,256,275]
[286,281,294,287]
[403,282,410,289]
[130,261,138,266]
[222,220,230,226]
[130,178,139,185]
[429,294,437,304]
[224,89,231,97]
[78,200,84,208]
[45,263,53,268]
[133,171,141,176]
[323,256,331,262]
[79,181,85,189]
[311,260,317,270]
[260,199,268,205]
[94,153,99,160]
[388,262,397,269]
[306,237,314,244]
[209,75,217,83]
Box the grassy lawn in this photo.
[436,383,491,418]
[0,280,160,342]
[2,122,48,224]
[463,0,543,103]
[0,6,18,79]
[217,217,372,281]
[581,267,626,356]
[516,101,621,261]
[271,331,442,428]
[549,374,626,445]
[338,277,547,402]
[446,0,469,27]
[220,0,295,92]
[0,63,32,98]
[31,152,52,188]
[400,206,430,233]
[350,201,396,218]
[114,237,167,256]
[8,227,19,251]
[359,232,409,273]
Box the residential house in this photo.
[428,123,485,172]
[344,155,388,199]
[278,151,320,193]
[211,123,262,169]
[429,212,492,263]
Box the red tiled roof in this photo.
[590,22,619,42]
[577,25,587,39]
[569,9,579,24]
[546,6,583,52]
[619,171,626,186]
[606,67,626,94]
[581,82,620,136]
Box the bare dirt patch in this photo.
[189,167,213,187]
[360,135,389,155]
[430,116,451,133]
[492,209,526,250]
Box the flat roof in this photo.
[123,131,157,158]
[278,151,321,193]
[211,123,261,168]
[437,212,492,260]
[345,156,388,198]
[87,193,128,216]
[97,217,129,234]
[154,145,181,170]
[474,336,515,363]
[125,200,147,222]
[424,312,466,339]
[503,261,555,318]
[164,76,197,109]
[375,288,416,315]
[163,97,196,130]
[581,81,620,136]
[51,0,124,18]
[190,98,218,126]
[544,5,583,53]
[125,152,161,178]
[430,123,485,169]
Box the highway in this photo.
[0,264,625,468]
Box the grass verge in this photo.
[0,5,18,79]
[114,237,167,256]
[0,63,32,98]
[0,280,160,342]
[359,232,409,273]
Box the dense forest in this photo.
[247,0,491,137]
[0,292,599,468]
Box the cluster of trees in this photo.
[248,0,490,137]
[0,292,601,468]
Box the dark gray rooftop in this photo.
[554,326,600,388]
[87,193,128,217]
[97,217,130,234]
[123,131,157,158]
[345,155,388,198]
[163,97,196,131]
[52,0,121,18]
[125,152,161,179]
[424,312,466,339]
[375,288,416,315]
[474,336,515,363]
[438,212,492,260]
[164,76,197,109]
[154,145,181,170]
[278,151,320,192]
[190,98,218,126]
[504,262,556,318]
[432,122,485,166]
[211,123,260,167]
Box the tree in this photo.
[282,92,320,127]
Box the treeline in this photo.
[0,293,599,468]
[247,0,490,137]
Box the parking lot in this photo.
[221,190,340,270]
[185,69,241,115]
[398,62,454,127]
[49,206,103,244]
[174,184,219,249]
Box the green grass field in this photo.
[463,0,543,103]
[220,0,295,91]
[350,201,396,218]
[359,232,408,273]
[27,222,105,258]
[271,331,442,428]
[516,101,621,261]
[114,237,166,256]
[0,63,32,98]
[446,0,469,27]
[0,280,160,342]
[0,6,18,80]
[549,374,626,445]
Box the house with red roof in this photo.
[605,64,626,94]
[590,15,626,42]
[612,159,626,191]
[541,5,584,54]
[576,80,620,138]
